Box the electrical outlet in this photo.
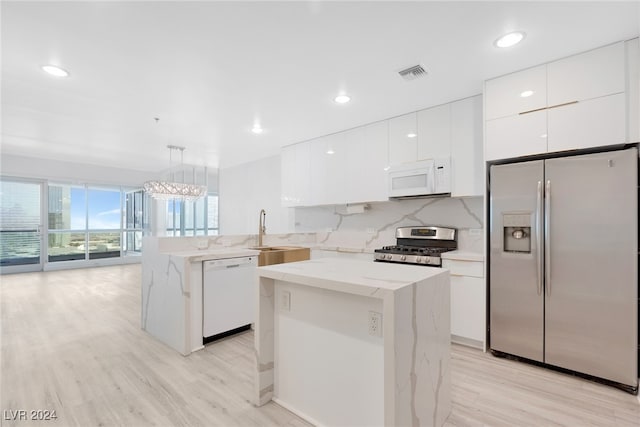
[469,228,482,236]
[366,227,376,234]
[197,240,208,249]
[368,311,383,337]
[280,290,291,312]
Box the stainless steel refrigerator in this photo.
[489,147,638,393]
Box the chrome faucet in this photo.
[258,209,266,247]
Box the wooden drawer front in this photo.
[442,259,484,278]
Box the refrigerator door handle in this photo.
[544,179,551,296]
[536,181,543,295]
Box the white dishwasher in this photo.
[202,256,257,342]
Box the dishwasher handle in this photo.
[203,256,256,271]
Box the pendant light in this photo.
[143,119,207,201]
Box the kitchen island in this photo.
[254,258,451,427]
[141,236,259,355]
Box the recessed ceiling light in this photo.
[407,133,417,138]
[326,149,335,155]
[520,90,534,98]
[383,165,391,171]
[251,125,263,134]
[334,94,351,104]
[540,134,548,138]
[41,65,69,77]
[494,31,525,48]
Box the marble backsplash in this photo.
[151,196,484,255]
[294,196,484,253]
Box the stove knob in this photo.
[416,257,422,263]
[386,254,393,260]
[400,255,407,261]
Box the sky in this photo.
[70,188,121,230]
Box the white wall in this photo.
[219,154,293,235]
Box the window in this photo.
[47,184,146,262]
[87,187,121,259]
[48,184,87,262]
[124,190,146,254]
[165,194,218,236]
[0,180,41,266]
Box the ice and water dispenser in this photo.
[502,213,532,253]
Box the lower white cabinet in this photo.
[442,258,485,348]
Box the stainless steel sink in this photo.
[250,246,311,266]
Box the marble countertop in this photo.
[165,247,260,262]
[441,250,484,262]
[257,257,447,297]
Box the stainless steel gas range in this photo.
[374,226,457,267]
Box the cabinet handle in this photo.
[518,106,548,115]
[518,100,578,116]
[546,100,578,110]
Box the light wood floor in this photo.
[1,265,638,427]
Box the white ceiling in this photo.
[2,1,639,172]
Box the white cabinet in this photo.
[308,136,328,206]
[485,65,547,120]
[417,104,451,160]
[485,110,548,160]
[442,258,485,347]
[358,121,389,203]
[388,112,417,165]
[324,132,348,205]
[286,121,389,207]
[281,145,296,207]
[283,95,482,206]
[547,42,625,106]
[450,95,484,197]
[281,142,311,207]
[485,41,630,161]
[547,93,626,152]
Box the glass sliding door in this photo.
[0,179,44,272]
[87,187,121,259]
[48,184,86,262]
[124,190,145,256]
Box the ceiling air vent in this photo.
[398,64,427,81]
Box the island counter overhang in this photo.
[253,257,452,427]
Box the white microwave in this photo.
[388,158,451,199]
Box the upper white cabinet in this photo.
[451,95,483,197]
[485,41,633,161]
[547,42,625,106]
[358,121,389,203]
[281,142,311,207]
[485,65,547,120]
[417,104,451,160]
[282,95,483,206]
[388,113,417,165]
